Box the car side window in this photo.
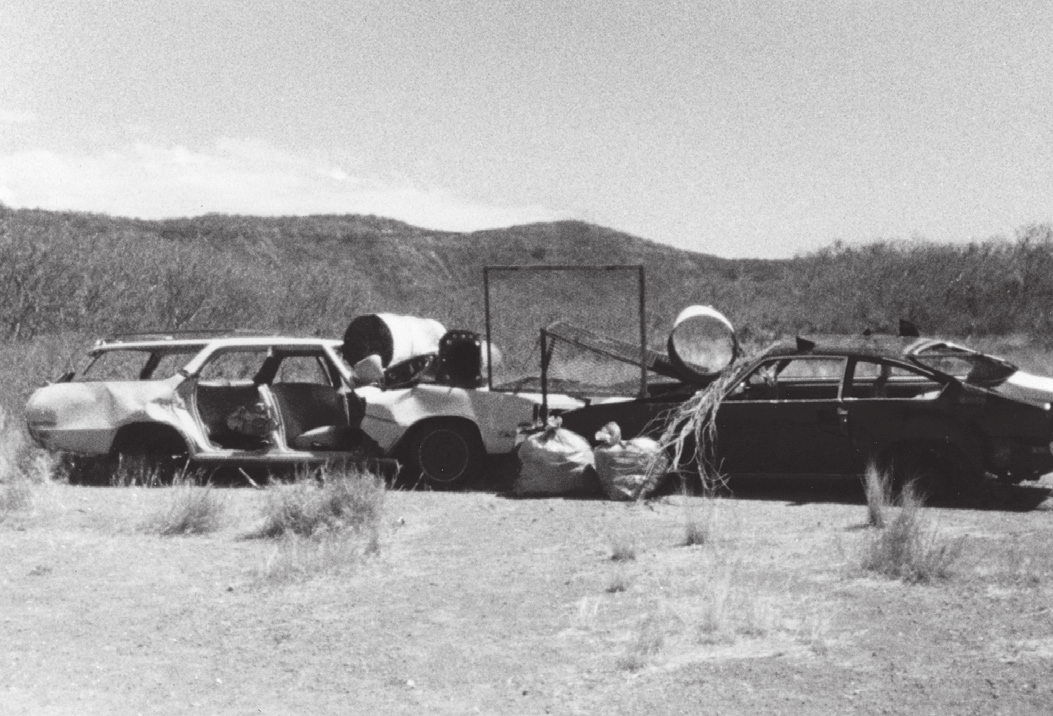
[273,355,333,385]
[847,359,943,400]
[733,357,845,401]
[198,349,268,384]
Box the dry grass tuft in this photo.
[607,531,638,562]
[249,466,385,541]
[0,477,32,522]
[618,605,681,671]
[693,553,781,644]
[257,532,372,583]
[862,463,892,528]
[606,568,632,593]
[0,406,54,523]
[110,457,168,488]
[248,465,385,583]
[681,493,720,547]
[861,483,966,582]
[143,477,227,536]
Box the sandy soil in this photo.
[2,475,1053,716]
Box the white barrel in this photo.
[342,313,447,368]
[666,305,737,381]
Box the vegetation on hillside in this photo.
[3,204,1049,344]
[2,204,1051,414]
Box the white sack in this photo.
[514,422,598,497]
[594,422,670,501]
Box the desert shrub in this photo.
[248,466,385,583]
[861,484,966,582]
[607,531,638,562]
[4,205,1052,348]
[249,466,384,541]
[0,405,53,522]
[0,477,32,522]
[618,606,681,671]
[606,568,632,593]
[257,532,374,583]
[143,477,227,536]
[681,493,721,546]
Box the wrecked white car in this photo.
[342,315,584,486]
[25,332,372,480]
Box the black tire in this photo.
[398,420,484,489]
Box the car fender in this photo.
[25,377,195,456]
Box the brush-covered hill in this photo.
[1,204,1051,344]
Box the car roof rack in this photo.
[96,328,281,345]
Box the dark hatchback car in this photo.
[558,335,1053,496]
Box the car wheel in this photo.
[398,421,483,489]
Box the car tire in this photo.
[397,420,484,489]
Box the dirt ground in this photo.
[3,473,1053,716]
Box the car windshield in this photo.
[78,348,200,381]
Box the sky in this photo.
[1,0,1050,259]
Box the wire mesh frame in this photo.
[483,265,647,414]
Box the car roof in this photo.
[92,333,341,352]
[758,334,930,362]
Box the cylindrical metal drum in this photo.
[342,313,447,368]
[666,305,737,382]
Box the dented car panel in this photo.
[26,377,189,454]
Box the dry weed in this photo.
[655,361,747,494]
[248,466,385,583]
[0,406,53,522]
[249,466,385,540]
[618,604,682,671]
[607,531,638,562]
[862,463,892,528]
[257,532,372,583]
[606,568,632,593]
[681,493,720,546]
[143,477,227,536]
[861,484,965,582]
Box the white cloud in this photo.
[0,138,565,231]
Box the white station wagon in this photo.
[25,328,581,487]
